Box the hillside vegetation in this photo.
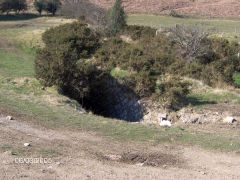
[23,0,240,17]
[0,15,239,150]
[35,20,240,115]
[88,0,240,17]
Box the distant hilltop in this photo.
[88,0,240,17]
[28,0,240,17]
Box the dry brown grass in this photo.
[88,0,240,17]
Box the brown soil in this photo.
[119,151,182,167]
[1,108,240,179]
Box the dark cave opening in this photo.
[80,79,145,122]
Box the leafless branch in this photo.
[167,24,212,61]
[60,0,108,29]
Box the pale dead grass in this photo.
[90,0,240,17]
[120,35,138,44]
[45,18,77,24]
[184,77,239,95]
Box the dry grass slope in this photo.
[25,0,240,17]
[88,0,240,17]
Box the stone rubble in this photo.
[6,116,14,120]
[223,117,236,123]
[141,106,239,126]
[24,143,31,147]
[160,120,172,127]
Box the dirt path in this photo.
[0,115,240,180]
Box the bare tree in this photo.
[60,0,108,29]
[167,24,212,61]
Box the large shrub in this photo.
[94,33,184,101]
[36,21,240,113]
[35,22,141,115]
[36,22,193,112]
[166,36,240,87]
[35,22,100,95]
[196,38,240,86]
[95,33,177,74]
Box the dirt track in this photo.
[0,115,240,180]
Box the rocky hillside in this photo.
[88,0,240,17]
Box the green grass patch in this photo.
[0,145,12,152]
[0,144,27,156]
[186,91,240,108]
[110,68,130,79]
[128,15,240,33]
[128,15,240,41]
[0,50,34,78]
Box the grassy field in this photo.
[128,14,240,32]
[0,50,34,78]
[0,15,240,153]
[128,14,240,41]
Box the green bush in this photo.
[233,72,240,88]
[36,22,240,112]
[181,62,204,79]
[154,77,191,110]
[95,37,133,71]
[138,34,177,74]
[35,22,100,93]
[168,37,240,87]
[121,25,156,40]
[169,10,183,18]
[134,70,156,97]
[199,38,240,86]
[94,33,180,99]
